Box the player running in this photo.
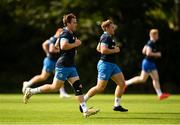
[80,20,128,112]
[22,28,70,98]
[23,13,99,117]
[125,29,170,100]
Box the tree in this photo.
[0,0,179,93]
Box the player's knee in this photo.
[49,84,59,92]
[120,81,125,88]
[152,77,159,82]
[38,75,47,81]
[41,73,49,80]
[116,80,125,88]
[96,84,105,93]
[139,77,147,83]
[152,79,159,84]
[72,80,83,96]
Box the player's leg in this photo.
[67,67,99,117]
[111,65,128,112]
[68,76,87,111]
[22,70,51,93]
[23,66,68,104]
[84,79,108,102]
[22,57,53,93]
[23,77,64,104]
[149,70,170,100]
[125,58,150,86]
[84,60,110,102]
[125,70,149,86]
[59,83,70,98]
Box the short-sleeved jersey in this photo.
[47,36,59,61]
[145,40,158,62]
[99,32,116,63]
[56,29,76,67]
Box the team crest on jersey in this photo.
[58,73,63,78]
[101,73,106,79]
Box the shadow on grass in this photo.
[91,112,180,120]
[128,112,180,115]
[93,116,180,120]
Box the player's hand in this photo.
[157,52,161,58]
[75,39,81,47]
[114,46,120,53]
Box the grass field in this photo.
[0,94,180,125]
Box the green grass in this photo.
[0,94,180,125]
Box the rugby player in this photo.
[23,13,99,117]
[81,20,128,112]
[125,29,170,100]
[22,28,70,98]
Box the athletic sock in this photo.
[155,89,163,97]
[59,87,66,95]
[80,102,88,113]
[30,87,41,94]
[84,94,89,102]
[26,81,33,87]
[114,97,121,107]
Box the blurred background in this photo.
[0,0,179,94]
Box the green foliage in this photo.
[0,0,179,93]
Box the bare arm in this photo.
[60,38,81,50]
[142,45,147,55]
[55,38,60,49]
[49,43,60,53]
[146,46,161,58]
[42,40,49,54]
[96,43,101,52]
[100,45,120,54]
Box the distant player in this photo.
[22,28,70,98]
[80,20,128,112]
[125,29,170,100]
[23,13,99,117]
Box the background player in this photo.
[125,29,170,100]
[81,20,128,112]
[23,13,99,117]
[22,28,70,98]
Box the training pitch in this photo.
[0,94,180,125]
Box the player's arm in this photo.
[49,43,60,53]
[100,44,120,54]
[146,46,161,58]
[55,38,60,49]
[60,38,81,50]
[142,45,147,55]
[96,43,101,52]
[42,40,49,54]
